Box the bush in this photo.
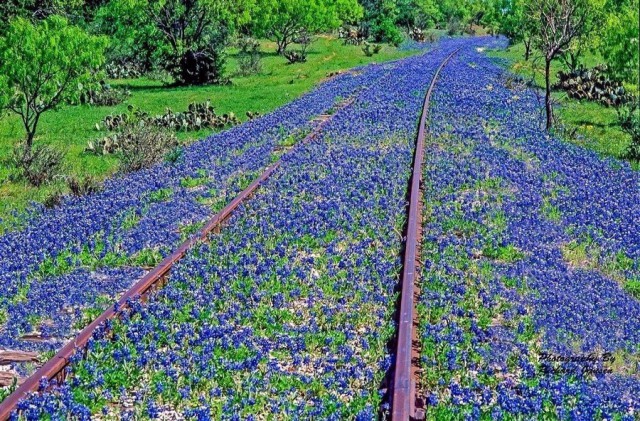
[117,127,179,173]
[104,61,145,79]
[43,191,64,209]
[446,18,463,36]
[425,30,439,43]
[12,144,64,187]
[555,66,632,107]
[371,18,403,46]
[284,31,312,64]
[164,146,184,164]
[99,102,242,134]
[175,49,227,85]
[236,37,262,76]
[66,176,102,197]
[284,50,308,63]
[339,25,366,45]
[409,27,425,42]
[618,101,640,161]
[362,42,382,57]
[78,81,131,107]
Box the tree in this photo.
[253,0,363,54]
[558,0,604,71]
[493,0,535,59]
[0,16,107,149]
[359,0,403,45]
[396,0,440,30]
[96,0,253,84]
[0,0,85,27]
[600,0,639,83]
[92,0,156,70]
[527,0,590,130]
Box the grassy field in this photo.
[487,43,638,169]
[0,36,418,226]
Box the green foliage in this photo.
[396,0,440,29]
[148,187,174,203]
[0,37,415,225]
[11,144,64,187]
[360,0,404,45]
[66,175,103,197]
[493,0,530,43]
[618,100,640,161]
[600,0,640,83]
[92,0,156,70]
[0,0,85,28]
[0,15,107,150]
[116,127,179,173]
[96,0,253,84]
[253,0,363,54]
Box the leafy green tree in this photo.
[0,0,85,27]
[253,0,363,54]
[92,0,154,69]
[558,0,605,71]
[396,0,440,29]
[493,0,533,57]
[437,0,471,27]
[527,0,592,130]
[600,0,639,82]
[0,15,107,149]
[359,0,403,45]
[96,0,253,84]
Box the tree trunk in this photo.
[544,58,553,131]
[26,131,35,150]
[524,38,531,61]
[276,37,287,55]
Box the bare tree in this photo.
[528,0,589,130]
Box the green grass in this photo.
[0,36,417,227]
[487,43,637,169]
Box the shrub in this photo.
[78,81,131,107]
[99,102,242,133]
[446,18,463,36]
[339,25,366,45]
[43,191,64,209]
[175,49,227,85]
[425,30,439,43]
[409,27,425,42]
[618,101,640,161]
[284,50,308,64]
[362,42,382,57]
[117,127,179,173]
[104,62,145,79]
[284,31,312,64]
[66,176,102,197]
[164,147,184,164]
[236,37,262,76]
[12,144,64,187]
[555,66,632,107]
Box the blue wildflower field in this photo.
[1,36,638,420]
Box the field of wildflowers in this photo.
[418,47,639,419]
[0,59,390,357]
[2,35,637,420]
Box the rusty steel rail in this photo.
[0,97,354,421]
[391,48,459,421]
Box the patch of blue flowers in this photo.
[8,38,505,419]
[0,56,397,357]
[418,45,639,419]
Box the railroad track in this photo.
[0,48,458,420]
[391,48,460,421]
[0,97,355,421]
